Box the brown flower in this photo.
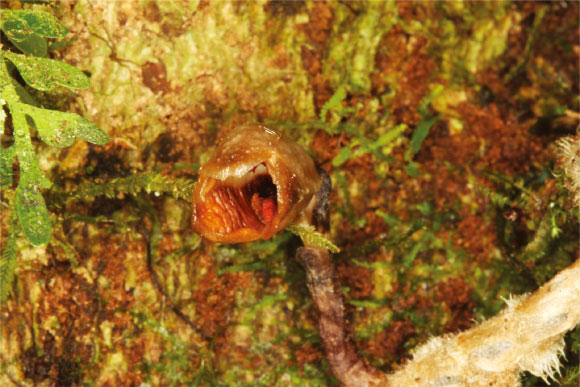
[192,124,321,243]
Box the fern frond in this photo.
[477,184,511,208]
[59,172,196,203]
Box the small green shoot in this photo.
[287,224,340,254]
[405,85,444,162]
[332,124,406,167]
[320,86,347,122]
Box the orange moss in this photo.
[294,343,324,367]
[417,101,550,215]
[310,130,343,169]
[298,1,334,111]
[297,1,333,49]
[363,319,415,361]
[396,2,438,25]
[337,261,374,299]
[467,213,498,257]
[373,25,438,126]
[424,103,544,174]
[393,287,434,313]
[436,278,475,332]
[192,253,251,337]
[7,233,152,386]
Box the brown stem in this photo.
[297,246,389,387]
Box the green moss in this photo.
[1,1,578,385]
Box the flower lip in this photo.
[192,124,322,243]
[193,161,281,242]
[206,163,272,220]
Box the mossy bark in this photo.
[1,1,578,386]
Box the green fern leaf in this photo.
[1,146,15,189]
[4,51,89,91]
[21,103,109,147]
[10,34,48,57]
[15,182,51,246]
[406,85,444,161]
[0,9,68,41]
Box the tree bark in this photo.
[299,244,580,387]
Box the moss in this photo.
[1,0,578,385]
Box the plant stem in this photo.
[297,246,388,387]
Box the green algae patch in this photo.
[325,2,398,93]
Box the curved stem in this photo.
[297,246,388,387]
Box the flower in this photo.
[192,124,321,243]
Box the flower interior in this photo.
[203,163,278,235]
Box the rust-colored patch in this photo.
[363,319,415,361]
[436,278,475,332]
[270,44,291,69]
[417,101,550,213]
[396,2,435,24]
[297,2,333,48]
[458,102,546,174]
[312,69,334,111]
[297,1,334,111]
[294,343,324,367]
[142,61,172,94]
[391,40,437,126]
[310,130,343,169]
[394,284,434,312]
[8,232,150,386]
[143,1,161,23]
[264,1,305,17]
[300,46,321,76]
[197,0,210,11]
[373,25,438,126]
[151,131,184,163]
[192,253,251,337]
[454,209,498,263]
[337,261,373,299]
